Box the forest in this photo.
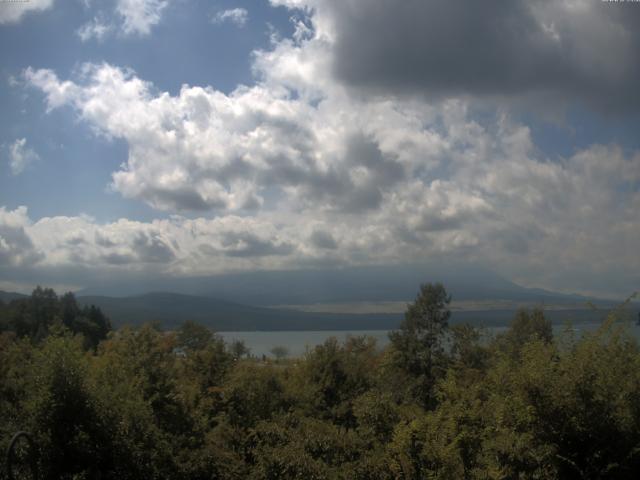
[1,284,640,479]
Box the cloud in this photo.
[0,0,53,24]
[23,67,80,111]
[8,138,40,175]
[3,127,640,297]
[18,2,640,297]
[212,7,248,27]
[22,61,640,293]
[0,207,43,267]
[220,231,294,257]
[24,63,412,214]
[77,0,167,41]
[19,212,311,274]
[309,230,337,250]
[273,0,640,114]
[116,0,167,36]
[2,122,640,299]
[76,16,111,42]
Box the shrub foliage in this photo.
[1,285,640,479]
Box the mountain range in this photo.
[74,264,598,305]
[2,264,632,331]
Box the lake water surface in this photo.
[220,321,640,358]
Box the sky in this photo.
[0,0,639,298]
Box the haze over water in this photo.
[221,322,640,358]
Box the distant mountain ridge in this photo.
[75,292,620,331]
[75,264,604,306]
[1,288,628,332]
[1,265,627,332]
[76,292,401,331]
[0,290,28,303]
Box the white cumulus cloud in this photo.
[0,0,53,24]
[0,207,43,267]
[76,16,112,42]
[212,7,248,27]
[116,0,167,36]
[77,0,168,41]
[8,138,40,175]
[17,2,640,297]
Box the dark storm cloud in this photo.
[197,244,218,256]
[324,0,640,113]
[101,252,135,265]
[263,134,405,214]
[145,186,221,212]
[416,215,465,233]
[0,222,43,267]
[220,231,294,257]
[95,232,117,248]
[496,224,546,256]
[132,232,176,263]
[309,229,338,250]
[65,235,87,246]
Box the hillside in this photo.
[0,290,28,303]
[75,264,606,306]
[75,291,620,332]
[77,292,402,331]
[2,288,624,332]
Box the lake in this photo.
[220,321,640,358]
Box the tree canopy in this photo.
[0,287,111,348]
[1,285,640,479]
[389,282,451,407]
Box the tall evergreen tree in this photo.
[389,282,451,407]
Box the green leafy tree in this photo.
[78,304,112,348]
[270,345,289,361]
[2,289,110,348]
[25,331,113,478]
[222,363,289,429]
[449,323,490,383]
[2,283,640,479]
[294,336,377,427]
[229,339,250,361]
[353,391,400,444]
[389,282,451,407]
[494,307,552,357]
[5,286,59,341]
[177,320,213,351]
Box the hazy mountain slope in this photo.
[75,264,601,306]
[77,292,402,331]
[0,290,28,303]
[2,288,625,331]
[76,292,623,332]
